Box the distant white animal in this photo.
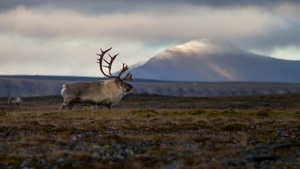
[8,97,22,106]
[60,47,133,110]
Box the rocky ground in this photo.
[0,94,299,168]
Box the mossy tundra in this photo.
[0,94,299,168]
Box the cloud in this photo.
[1,0,300,12]
[0,0,299,76]
[0,5,288,42]
[0,33,159,76]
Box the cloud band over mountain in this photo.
[0,1,299,76]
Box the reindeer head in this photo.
[96,47,133,92]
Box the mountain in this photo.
[130,39,300,82]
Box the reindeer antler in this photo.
[117,63,133,81]
[97,47,132,81]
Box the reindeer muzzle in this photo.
[127,84,133,91]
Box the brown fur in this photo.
[60,79,132,110]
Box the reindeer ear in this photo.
[114,78,121,83]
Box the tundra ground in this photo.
[0,94,299,169]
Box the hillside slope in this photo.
[130,39,300,82]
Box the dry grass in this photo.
[0,94,299,168]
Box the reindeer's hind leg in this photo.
[67,104,75,110]
[59,100,73,110]
[60,102,77,110]
[59,103,67,110]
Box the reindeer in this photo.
[60,47,133,110]
[8,97,22,106]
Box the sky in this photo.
[0,0,300,77]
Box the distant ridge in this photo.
[1,75,300,97]
[0,75,160,82]
[130,39,300,82]
[0,75,101,81]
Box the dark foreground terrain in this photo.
[0,94,299,169]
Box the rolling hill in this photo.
[130,39,300,82]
